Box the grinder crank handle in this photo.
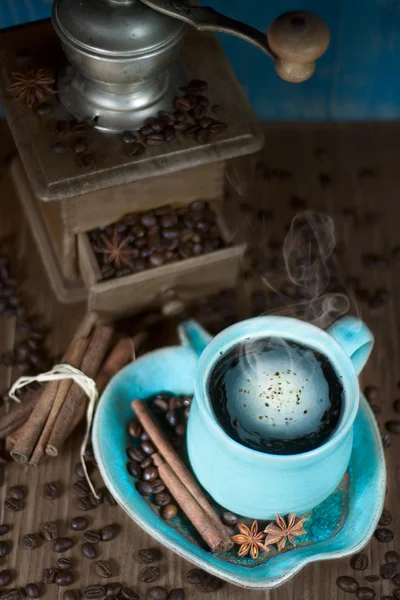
[139,0,330,83]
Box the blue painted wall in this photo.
[2,0,400,120]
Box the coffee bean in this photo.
[220,511,238,527]
[102,491,116,506]
[44,481,62,500]
[95,560,112,578]
[0,541,10,558]
[357,587,375,600]
[1,589,20,600]
[140,457,152,470]
[119,588,138,600]
[141,441,155,455]
[57,558,72,570]
[385,421,400,434]
[369,289,389,309]
[55,571,74,586]
[186,569,205,584]
[0,570,12,587]
[386,551,400,564]
[200,575,222,592]
[364,576,379,582]
[336,576,359,593]
[63,591,78,600]
[380,563,397,579]
[81,542,97,559]
[79,154,95,170]
[0,525,10,537]
[56,120,70,135]
[52,142,68,155]
[209,122,227,134]
[71,120,88,136]
[127,461,142,478]
[151,480,165,494]
[350,553,368,570]
[42,568,56,584]
[375,528,394,542]
[23,534,38,550]
[84,530,101,544]
[155,492,171,507]
[122,132,137,144]
[379,509,392,526]
[146,134,165,146]
[164,126,175,142]
[83,585,106,598]
[77,497,93,511]
[148,586,167,600]
[140,566,160,583]
[127,447,146,462]
[73,138,87,154]
[168,590,184,600]
[174,97,192,112]
[5,498,23,512]
[138,549,156,564]
[53,537,74,553]
[36,103,53,116]
[9,486,26,500]
[100,524,120,542]
[41,521,58,541]
[74,462,93,479]
[191,105,206,120]
[127,143,146,158]
[161,504,178,520]
[105,583,122,597]
[128,421,142,438]
[73,480,90,496]
[382,433,392,449]
[71,517,88,531]
[142,466,158,482]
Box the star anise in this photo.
[8,68,56,107]
[264,514,306,552]
[231,520,269,559]
[100,231,136,269]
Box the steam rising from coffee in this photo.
[268,211,350,329]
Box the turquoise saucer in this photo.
[92,345,386,589]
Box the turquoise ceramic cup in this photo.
[180,315,374,519]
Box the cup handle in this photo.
[177,319,213,357]
[326,316,374,375]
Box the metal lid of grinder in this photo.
[52,0,186,58]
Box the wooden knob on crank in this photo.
[267,11,330,83]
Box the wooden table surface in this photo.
[0,121,399,600]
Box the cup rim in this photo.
[195,316,360,463]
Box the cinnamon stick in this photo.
[46,324,114,456]
[29,337,90,466]
[61,333,146,439]
[10,381,59,464]
[9,311,99,463]
[95,333,146,395]
[0,390,38,439]
[153,453,232,553]
[131,399,232,548]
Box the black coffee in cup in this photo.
[208,337,344,455]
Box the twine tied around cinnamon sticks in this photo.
[5,311,147,498]
[9,364,100,498]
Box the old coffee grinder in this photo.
[52,0,330,131]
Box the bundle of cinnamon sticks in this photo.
[131,400,233,553]
[6,312,145,466]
